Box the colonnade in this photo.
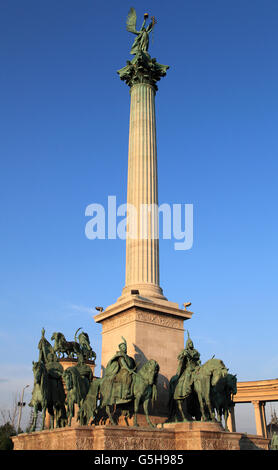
[227,379,278,437]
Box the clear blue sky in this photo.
[0,0,277,433]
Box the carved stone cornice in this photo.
[94,295,193,325]
[101,308,184,334]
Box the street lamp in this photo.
[17,384,29,434]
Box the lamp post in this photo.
[17,384,29,434]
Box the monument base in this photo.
[12,422,270,451]
[160,422,270,450]
[94,294,193,416]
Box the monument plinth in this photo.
[95,296,192,416]
[12,423,270,450]
[94,9,192,417]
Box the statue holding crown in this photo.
[126,8,154,56]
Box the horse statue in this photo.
[29,360,67,431]
[211,373,237,431]
[78,359,160,428]
[51,331,80,358]
[169,357,229,423]
[193,358,229,422]
[63,366,91,426]
[29,361,49,431]
[74,328,96,362]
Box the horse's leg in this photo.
[31,404,38,432]
[168,396,174,421]
[68,403,73,426]
[41,406,46,430]
[205,390,215,422]
[169,398,179,422]
[79,409,84,425]
[173,401,180,422]
[177,399,189,422]
[106,405,116,426]
[55,406,61,428]
[122,410,129,427]
[133,396,140,427]
[198,378,212,421]
[77,405,83,425]
[224,409,229,431]
[195,389,206,421]
[49,405,55,430]
[217,407,222,424]
[143,399,155,428]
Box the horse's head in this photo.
[152,360,160,382]
[227,373,237,396]
[51,332,66,352]
[51,332,59,346]
[51,332,65,342]
[79,332,89,345]
[211,366,228,387]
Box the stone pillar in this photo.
[121,82,165,301]
[261,401,267,437]
[227,404,236,432]
[252,400,267,437]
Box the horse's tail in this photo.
[91,380,100,413]
[167,375,177,407]
[151,362,160,406]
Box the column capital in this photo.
[251,400,261,406]
[117,50,169,91]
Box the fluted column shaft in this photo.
[123,83,164,299]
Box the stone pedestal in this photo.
[12,422,270,450]
[94,294,192,416]
[161,422,270,450]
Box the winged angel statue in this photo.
[117,8,169,90]
[126,8,154,55]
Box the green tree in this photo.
[0,422,16,450]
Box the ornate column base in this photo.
[120,283,167,302]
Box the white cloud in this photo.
[67,304,95,315]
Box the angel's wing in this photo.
[126,7,138,34]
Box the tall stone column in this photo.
[121,82,165,301]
